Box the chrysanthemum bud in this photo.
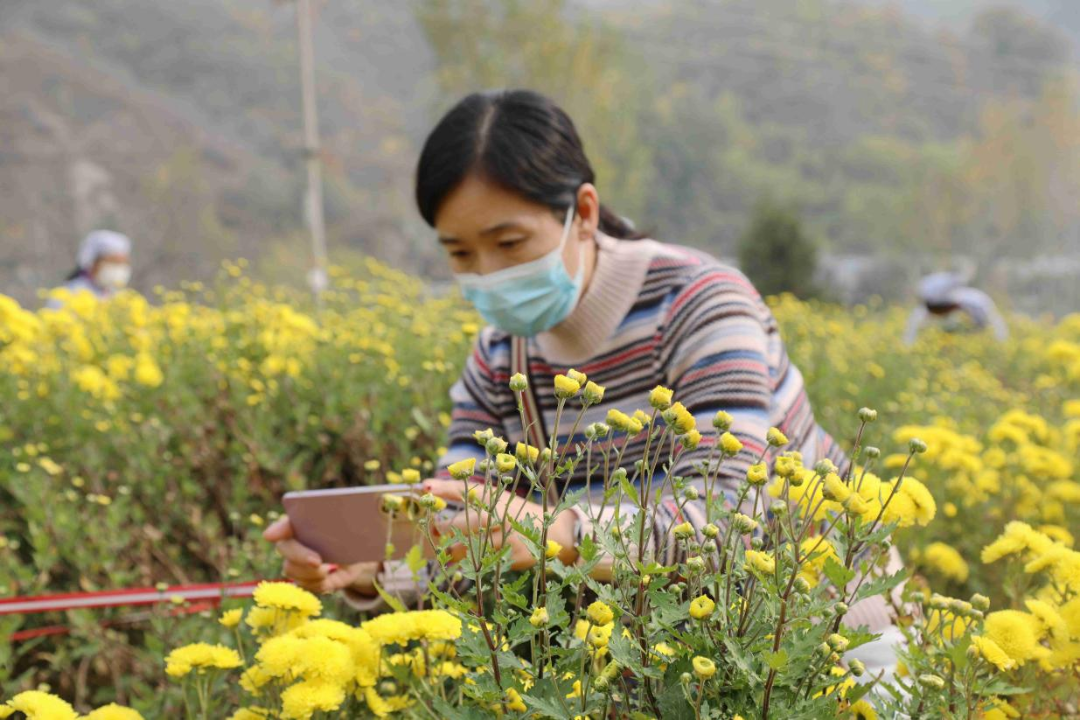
[554,374,581,399]
[566,368,587,385]
[686,556,706,573]
[909,438,928,454]
[746,463,768,486]
[509,373,528,392]
[418,493,446,512]
[794,577,811,594]
[911,591,926,604]
[929,594,949,610]
[447,458,476,480]
[814,459,838,476]
[473,428,495,445]
[733,513,758,534]
[587,601,614,626]
[680,672,692,686]
[816,642,831,656]
[849,659,866,677]
[774,455,796,478]
[381,494,405,513]
[702,523,720,539]
[857,407,878,423]
[948,598,972,616]
[486,436,508,455]
[649,386,674,411]
[683,486,700,501]
[864,446,881,459]
[769,500,788,516]
[529,607,549,627]
[766,427,789,447]
[681,429,702,450]
[918,674,945,689]
[673,522,695,539]
[583,381,605,405]
[712,411,733,432]
[827,633,849,652]
[971,593,991,612]
[495,453,517,474]
[835,602,849,616]
[750,537,765,550]
[719,432,743,455]
[703,540,717,553]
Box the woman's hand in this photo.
[422,479,578,570]
[263,516,380,596]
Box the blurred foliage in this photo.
[737,198,820,299]
[5,0,1080,305]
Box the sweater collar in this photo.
[534,231,657,364]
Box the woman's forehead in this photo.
[435,175,546,239]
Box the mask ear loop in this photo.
[556,201,576,251]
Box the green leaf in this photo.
[370,579,407,613]
[822,557,856,588]
[765,649,788,670]
[522,678,575,719]
[404,543,425,574]
[619,475,640,506]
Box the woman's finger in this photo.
[282,559,329,583]
[262,516,293,542]
[422,479,479,502]
[275,538,322,566]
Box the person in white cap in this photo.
[903,270,1008,345]
[48,230,133,308]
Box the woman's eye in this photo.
[449,250,471,259]
[498,239,526,250]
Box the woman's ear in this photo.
[575,183,600,241]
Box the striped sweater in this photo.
[350,232,899,633]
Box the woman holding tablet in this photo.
[264,90,899,643]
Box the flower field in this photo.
[0,262,1078,718]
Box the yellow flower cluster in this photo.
[162,584,465,719]
[977,522,1080,674]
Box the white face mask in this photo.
[96,262,132,290]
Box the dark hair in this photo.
[415,89,646,240]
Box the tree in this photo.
[737,199,819,299]
[415,0,654,226]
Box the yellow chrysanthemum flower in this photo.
[447,457,476,480]
[280,680,346,720]
[84,704,145,720]
[587,600,615,626]
[689,595,716,620]
[3,692,79,720]
[983,610,1049,666]
[252,581,322,617]
[745,550,776,575]
[165,642,242,678]
[692,656,716,679]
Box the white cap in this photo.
[77,230,131,270]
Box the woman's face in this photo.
[434,174,599,277]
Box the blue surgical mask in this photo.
[455,205,583,337]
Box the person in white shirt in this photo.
[904,270,1008,345]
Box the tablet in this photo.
[282,484,457,565]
